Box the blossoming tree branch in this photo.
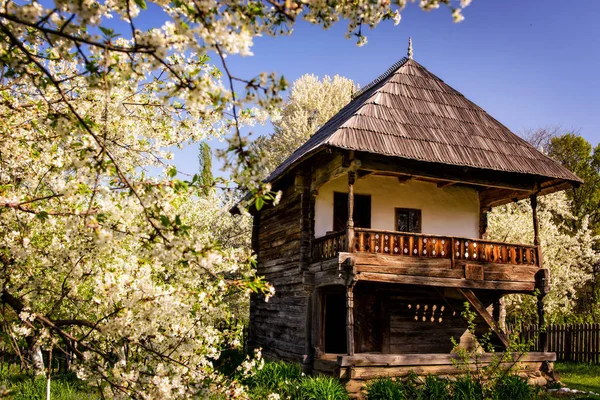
[0,0,470,397]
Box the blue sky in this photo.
[144,1,600,176]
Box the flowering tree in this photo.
[253,74,356,172]
[0,0,472,397]
[488,193,599,323]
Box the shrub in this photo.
[298,376,348,400]
[452,375,483,400]
[364,377,406,400]
[420,375,451,400]
[493,374,539,400]
[245,361,302,399]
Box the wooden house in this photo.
[244,48,581,391]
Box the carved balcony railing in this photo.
[312,230,347,262]
[311,228,540,267]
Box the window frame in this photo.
[394,207,422,233]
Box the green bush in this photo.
[364,377,407,400]
[298,376,348,400]
[245,361,302,399]
[452,375,483,400]
[493,374,539,400]
[420,375,451,400]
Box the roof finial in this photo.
[408,37,413,60]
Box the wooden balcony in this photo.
[311,228,545,293]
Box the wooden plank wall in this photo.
[249,184,307,362]
[353,285,476,354]
[514,323,600,364]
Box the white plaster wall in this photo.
[314,175,480,239]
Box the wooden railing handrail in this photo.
[352,228,538,249]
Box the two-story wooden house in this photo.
[244,47,581,392]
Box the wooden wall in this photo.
[249,178,309,362]
[352,284,476,354]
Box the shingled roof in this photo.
[266,57,581,186]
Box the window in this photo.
[395,208,421,233]
[333,192,371,232]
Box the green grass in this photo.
[0,373,99,400]
[552,362,600,398]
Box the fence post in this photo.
[565,325,572,362]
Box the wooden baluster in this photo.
[358,232,365,252]
[380,234,387,254]
[510,246,517,265]
[369,233,376,254]
[408,235,415,257]
[432,238,439,257]
[390,235,397,255]
[501,245,507,264]
[418,237,424,257]
[450,238,455,267]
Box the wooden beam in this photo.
[357,170,373,179]
[457,288,510,349]
[337,352,556,367]
[355,272,535,293]
[397,175,412,184]
[437,181,455,188]
[359,153,538,192]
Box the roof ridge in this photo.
[351,57,409,100]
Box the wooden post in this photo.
[530,193,544,268]
[347,171,355,253]
[302,290,314,374]
[536,268,550,353]
[479,207,489,239]
[493,297,506,332]
[346,285,355,356]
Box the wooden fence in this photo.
[515,323,600,363]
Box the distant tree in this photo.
[546,134,600,234]
[253,74,356,172]
[488,193,598,323]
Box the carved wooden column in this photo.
[347,171,355,252]
[479,206,490,239]
[346,285,355,356]
[531,192,548,352]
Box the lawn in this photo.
[547,362,600,399]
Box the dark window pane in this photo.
[395,208,421,233]
[333,192,371,231]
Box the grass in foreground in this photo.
[0,369,99,400]
[546,362,600,400]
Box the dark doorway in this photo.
[324,292,347,354]
[355,294,383,353]
[333,192,371,232]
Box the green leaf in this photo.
[99,26,114,36]
[255,196,264,211]
[134,0,147,10]
[36,211,49,222]
[167,167,177,178]
[160,215,170,227]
